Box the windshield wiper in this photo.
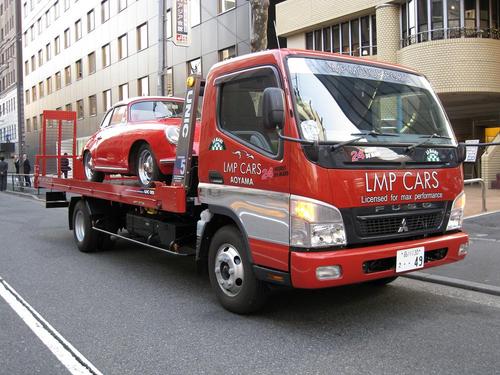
[351,130,399,137]
[405,133,451,153]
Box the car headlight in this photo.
[165,126,179,145]
[290,196,346,248]
[446,191,465,231]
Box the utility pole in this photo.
[250,0,270,52]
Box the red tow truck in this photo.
[36,49,469,313]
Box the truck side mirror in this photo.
[263,87,285,130]
[457,144,467,163]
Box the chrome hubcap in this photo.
[214,244,244,297]
[84,153,94,180]
[74,210,85,242]
[138,149,153,185]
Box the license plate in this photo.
[396,247,425,273]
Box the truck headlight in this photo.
[291,196,346,248]
[446,191,465,231]
[165,126,179,145]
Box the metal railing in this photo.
[6,173,39,194]
[464,178,486,213]
[402,27,500,47]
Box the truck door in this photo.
[201,66,290,272]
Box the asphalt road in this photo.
[1,193,500,375]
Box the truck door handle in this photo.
[208,171,224,184]
[97,136,102,140]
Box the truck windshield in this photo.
[287,57,455,147]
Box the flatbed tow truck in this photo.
[36,49,470,313]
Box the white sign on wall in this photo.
[172,0,191,47]
[465,139,480,163]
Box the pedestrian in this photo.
[60,153,71,178]
[0,156,8,191]
[21,154,31,187]
[14,154,20,174]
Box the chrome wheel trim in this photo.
[84,153,94,180]
[138,149,153,185]
[74,210,86,242]
[214,243,245,297]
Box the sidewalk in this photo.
[464,184,500,217]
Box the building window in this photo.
[75,19,82,41]
[65,103,72,112]
[138,76,149,96]
[87,9,95,32]
[45,9,51,27]
[25,90,30,105]
[54,1,60,19]
[24,60,29,75]
[88,52,96,74]
[191,0,201,26]
[165,9,172,38]
[219,45,236,61]
[102,43,111,67]
[103,89,112,110]
[38,82,44,98]
[341,22,349,54]
[24,31,28,47]
[118,34,128,59]
[351,19,360,56]
[187,57,201,75]
[33,116,38,131]
[26,118,31,133]
[77,99,84,119]
[119,0,127,12]
[46,43,51,61]
[89,95,97,116]
[64,0,70,11]
[119,83,129,100]
[55,71,61,90]
[31,55,35,71]
[164,67,173,96]
[137,23,148,51]
[64,28,70,48]
[38,49,43,66]
[37,17,42,34]
[323,26,331,52]
[75,59,83,80]
[30,25,34,41]
[54,36,60,55]
[47,76,53,95]
[101,0,110,23]
[219,0,235,13]
[65,65,71,85]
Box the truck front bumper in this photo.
[290,232,469,289]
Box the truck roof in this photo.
[211,48,421,76]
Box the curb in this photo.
[464,209,500,220]
[4,190,44,202]
[403,272,500,297]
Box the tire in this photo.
[366,276,399,286]
[83,151,104,183]
[135,144,161,188]
[72,200,101,253]
[208,225,268,314]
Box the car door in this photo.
[95,105,127,169]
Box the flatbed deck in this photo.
[36,176,187,213]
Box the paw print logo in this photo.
[209,137,226,151]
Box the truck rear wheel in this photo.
[73,200,101,253]
[208,225,268,314]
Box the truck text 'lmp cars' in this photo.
[36,49,469,314]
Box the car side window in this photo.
[218,68,280,155]
[110,106,127,126]
[100,110,113,128]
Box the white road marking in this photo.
[0,278,102,375]
[469,237,499,242]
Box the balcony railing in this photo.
[401,27,500,48]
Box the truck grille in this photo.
[357,210,444,237]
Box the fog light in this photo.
[316,265,342,280]
[458,242,469,256]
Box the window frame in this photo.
[215,65,284,159]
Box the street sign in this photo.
[465,139,480,163]
[172,0,191,47]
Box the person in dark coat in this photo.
[14,155,20,174]
[21,154,31,187]
[60,153,71,178]
[0,156,8,191]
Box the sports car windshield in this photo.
[287,57,455,146]
[130,100,184,121]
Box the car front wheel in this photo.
[136,144,160,187]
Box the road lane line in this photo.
[0,278,103,375]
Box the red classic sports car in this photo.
[82,96,199,187]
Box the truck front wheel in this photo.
[73,200,101,253]
[208,225,268,314]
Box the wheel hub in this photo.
[214,244,244,297]
[138,150,153,185]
